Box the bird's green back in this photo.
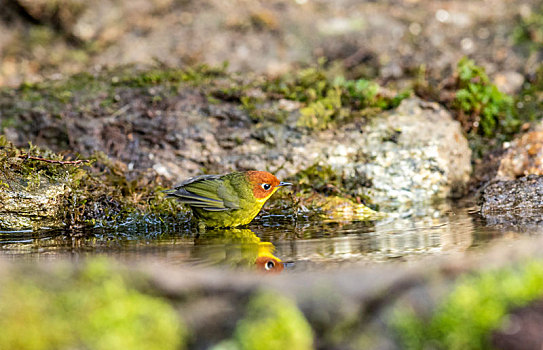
[170,172,263,227]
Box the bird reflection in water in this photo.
[193,228,286,273]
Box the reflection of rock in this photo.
[194,228,284,273]
[480,175,543,227]
[303,195,380,222]
[371,205,474,257]
[277,205,474,264]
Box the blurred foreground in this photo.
[3,236,543,349]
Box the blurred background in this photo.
[0,0,538,89]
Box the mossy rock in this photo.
[0,136,72,230]
[0,258,186,350]
[393,260,543,349]
[0,136,188,230]
[0,178,68,229]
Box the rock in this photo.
[0,178,68,230]
[480,175,543,226]
[343,98,472,208]
[0,137,72,230]
[497,131,543,180]
[14,0,88,33]
[244,98,470,209]
[224,98,471,210]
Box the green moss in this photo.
[111,63,228,88]
[265,64,409,130]
[215,291,313,350]
[453,57,516,137]
[205,61,408,129]
[298,85,347,130]
[0,136,75,189]
[295,163,344,195]
[393,260,543,350]
[60,151,189,227]
[0,258,185,350]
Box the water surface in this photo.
[0,201,537,271]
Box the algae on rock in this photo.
[0,136,188,231]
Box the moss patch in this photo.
[453,57,516,138]
[415,57,537,158]
[215,291,313,350]
[263,64,409,130]
[0,258,185,350]
[393,260,543,350]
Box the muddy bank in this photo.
[3,235,543,349]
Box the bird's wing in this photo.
[167,174,240,211]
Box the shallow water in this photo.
[0,201,538,271]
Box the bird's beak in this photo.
[278,181,292,187]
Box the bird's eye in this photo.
[261,183,271,191]
[265,260,275,270]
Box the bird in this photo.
[166,170,292,228]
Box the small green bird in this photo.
[166,171,292,228]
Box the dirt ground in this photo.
[0,0,540,88]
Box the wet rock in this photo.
[343,98,472,208]
[0,178,68,230]
[480,175,543,226]
[0,138,73,230]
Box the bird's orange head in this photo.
[255,256,284,273]
[245,171,291,200]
